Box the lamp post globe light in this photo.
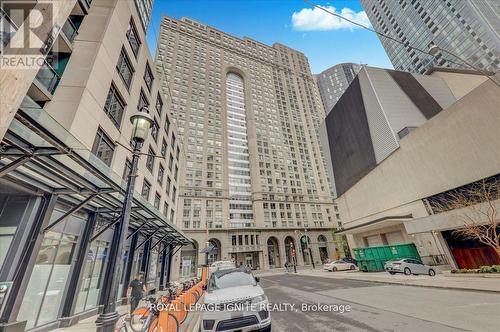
[96,107,153,332]
[428,44,440,57]
[130,110,154,142]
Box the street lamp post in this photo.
[96,109,153,332]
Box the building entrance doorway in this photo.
[300,235,311,265]
[230,252,260,269]
[318,235,329,263]
[180,240,198,278]
[442,230,500,269]
[267,237,280,268]
[245,254,253,268]
[284,236,297,265]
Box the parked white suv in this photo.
[201,268,271,332]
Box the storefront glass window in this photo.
[148,248,159,287]
[75,240,109,313]
[18,232,77,329]
[0,227,15,270]
[0,194,31,271]
[117,246,129,299]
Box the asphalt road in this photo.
[260,274,500,332]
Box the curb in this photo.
[289,271,500,294]
[443,273,500,279]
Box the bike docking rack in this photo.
[128,266,209,332]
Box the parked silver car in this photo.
[384,258,436,276]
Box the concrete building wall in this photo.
[0,0,190,329]
[322,66,458,196]
[428,69,488,100]
[336,75,500,265]
[338,77,500,224]
[42,0,181,224]
[0,0,77,139]
[358,68,400,163]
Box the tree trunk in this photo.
[496,248,500,261]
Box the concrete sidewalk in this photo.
[53,298,203,332]
[52,306,129,332]
[255,267,500,293]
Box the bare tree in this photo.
[429,178,500,259]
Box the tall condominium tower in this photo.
[155,17,341,279]
[360,0,500,74]
[316,63,362,114]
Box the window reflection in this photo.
[75,240,109,313]
[18,232,77,329]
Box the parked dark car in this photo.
[341,257,357,266]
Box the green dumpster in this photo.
[353,243,421,272]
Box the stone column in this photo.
[258,250,266,271]
[278,237,287,267]
[294,235,304,266]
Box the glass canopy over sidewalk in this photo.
[0,96,191,245]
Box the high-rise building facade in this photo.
[0,1,189,330]
[155,17,341,279]
[316,63,362,114]
[133,0,154,30]
[360,0,500,74]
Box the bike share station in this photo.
[0,98,192,332]
[125,266,209,332]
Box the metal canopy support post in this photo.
[121,232,139,300]
[159,242,168,290]
[158,239,178,255]
[150,233,171,250]
[89,216,121,243]
[126,220,148,240]
[142,240,152,282]
[165,244,178,285]
[134,229,159,250]
[0,155,31,177]
[166,244,183,258]
[44,194,97,232]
